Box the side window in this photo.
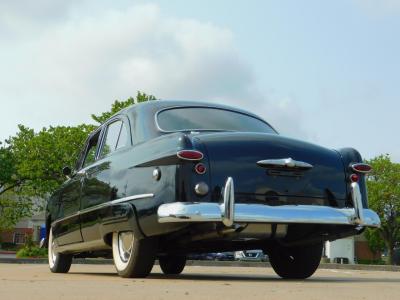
[82,131,100,168]
[100,120,129,157]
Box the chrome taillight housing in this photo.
[351,163,372,174]
[177,150,204,161]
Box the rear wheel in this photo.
[159,255,186,275]
[269,242,323,279]
[48,229,72,273]
[112,231,157,278]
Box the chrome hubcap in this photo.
[118,232,134,263]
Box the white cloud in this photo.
[0,2,307,141]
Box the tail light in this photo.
[177,150,204,161]
[350,173,359,182]
[351,163,372,174]
[195,163,206,174]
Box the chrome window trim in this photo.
[97,119,124,159]
[96,115,132,161]
[51,193,154,227]
[154,105,278,134]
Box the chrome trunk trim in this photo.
[257,157,313,170]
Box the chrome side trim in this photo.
[51,193,154,227]
[111,194,154,205]
[257,158,313,170]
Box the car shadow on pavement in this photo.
[67,271,400,283]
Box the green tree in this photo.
[0,124,94,230]
[91,91,157,124]
[366,154,400,265]
[0,142,19,195]
[8,124,95,196]
[1,140,32,230]
[364,227,385,256]
[0,196,32,230]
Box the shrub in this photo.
[357,259,386,265]
[0,242,18,251]
[16,246,47,258]
[16,235,47,258]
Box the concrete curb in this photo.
[0,257,399,272]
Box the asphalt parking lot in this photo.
[0,263,399,300]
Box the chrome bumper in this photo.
[157,178,380,228]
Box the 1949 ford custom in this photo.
[45,100,380,279]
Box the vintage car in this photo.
[46,100,380,279]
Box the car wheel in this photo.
[269,242,323,279]
[159,255,186,275]
[48,229,72,273]
[112,231,157,278]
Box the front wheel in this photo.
[269,242,323,279]
[112,231,157,278]
[159,255,186,275]
[48,229,72,273]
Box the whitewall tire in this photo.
[48,229,72,273]
[112,231,157,278]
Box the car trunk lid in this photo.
[193,132,347,203]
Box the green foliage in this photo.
[356,259,386,265]
[16,235,47,258]
[364,228,385,254]
[0,124,94,230]
[0,197,32,230]
[0,142,16,190]
[8,124,95,196]
[366,154,400,265]
[0,242,17,251]
[91,91,157,124]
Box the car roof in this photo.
[123,99,264,120]
[108,99,278,143]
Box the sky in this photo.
[0,0,399,162]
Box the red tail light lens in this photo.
[351,163,372,173]
[350,173,359,182]
[195,163,206,174]
[177,150,204,161]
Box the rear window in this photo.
[157,107,276,134]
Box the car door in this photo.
[79,116,132,243]
[52,175,83,246]
[53,130,101,246]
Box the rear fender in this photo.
[336,148,368,208]
[100,203,145,246]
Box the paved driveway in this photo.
[0,263,399,300]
